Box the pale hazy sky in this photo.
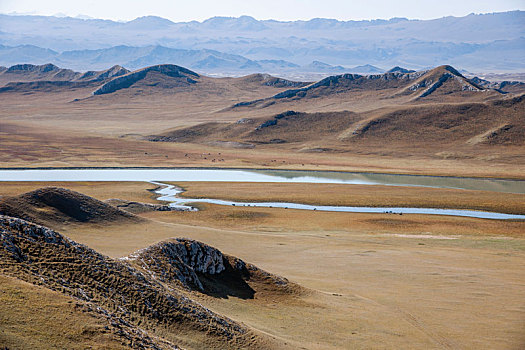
[1,0,523,22]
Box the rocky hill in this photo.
[2,63,522,102]
[0,215,293,349]
[230,65,512,109]
[0,63,128,84]
[126,238,301,299]
[0,63,129,92]
[92,64,200,95]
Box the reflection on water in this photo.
[250,170,525,193]
[0,168,523,193]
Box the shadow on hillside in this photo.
[197,261,256,299]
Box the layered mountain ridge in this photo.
[1,11,524,72]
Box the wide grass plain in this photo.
[1,180,524,349]
[1,63,524,348]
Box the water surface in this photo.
[0,168,523,193]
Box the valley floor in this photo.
[1,181,524,349]
[1,62,524,349]
[0,122,524,179]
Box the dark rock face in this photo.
[470,76,525,93]
[6,63,60,73]
[255,110,299,130]
[105,198,178,213]
[128,239,229,291]
[387,66,416,73]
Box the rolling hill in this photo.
[0,63,128,83]
[0,187,139,227]
[0,62,523,173]
[230,65,512,111]
[93,64,199,95]
[148,93,525,154]
[0,213,297,349]
[0,63,129,92]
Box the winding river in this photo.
[0,168,524,220]
[151,182,525,220]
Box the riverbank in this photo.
[169,181,525,216]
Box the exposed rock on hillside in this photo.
[387,66,416,73]
[403,65,484,99]
[469,76,525,94]
[0,63,130,92]
[230,65,502,108]
[77,65,130,81]
[126,238,297,299]
[0,215,261,349]
[105,198,178,214]
[240,73,308,88]
[0,63,129,83]
[92,64,199,95]
[255,110,299,130]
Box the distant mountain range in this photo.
[0,44,386,76]
[0,11,524,73]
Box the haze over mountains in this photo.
[0,11,524,75]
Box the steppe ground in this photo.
[1,67,524,348]
[0,79,524,179]
[1,181,524,349]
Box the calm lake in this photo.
[0,168,524,193]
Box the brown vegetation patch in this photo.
[364,218,421,227]
[0,275,131,350]
[221,210,271,220]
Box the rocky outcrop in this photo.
[92,64,199,95]
[403,65,484,99]
[255,110,299,130]
[77,65,130,81]
[0,63,132,93]
[0,215,253,348]
[387,66,415,73]
[231,65,497,108]
[242,73,307,88]
[127,238,296,298]
[469,76,525,94]
[127,239,229,291]
[6,63,62,74]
